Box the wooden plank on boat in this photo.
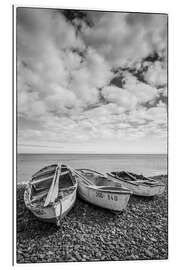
[31,190,48,202]
[32,170,68,186]
[69,167,93,185]
[32,167,56,178]
[60,171,69,177]
[146,176,160,182]
[78,168,105,177]
[44,166,59,207]
[50,165,61,204]
[31,175,53,185]
[124,171,138,181]
[77,174,93,185]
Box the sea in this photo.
[17,153,168,183]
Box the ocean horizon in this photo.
[17,153,168,183]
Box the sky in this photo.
[17,8,167,154]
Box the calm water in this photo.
[17,153,167,183]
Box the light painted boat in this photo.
[71,168,132,212]
[107,171,165,197]
[24,164,77,226]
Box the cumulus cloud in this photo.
[144,61,167,87]
[81,12,167,67]
[123,72,158,103]
[17,8,167,153]
[102,85,138,110]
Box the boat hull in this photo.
[107,174,165,197]
[24,186,77,225]
[78,182,130,211]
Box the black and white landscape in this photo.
[16,7,168,264]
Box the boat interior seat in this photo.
[31,184,50,197]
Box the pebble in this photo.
[74,244,79,250]
[47,251,54,256]
[118,242,125,248]
[101,255,106,260]
[144,249,154,258]
[38,254,45,259]
[111,256,119,260]
[150,237,157,242]
[74,252,82,261]
[130,254,139,260]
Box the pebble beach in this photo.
[16,175,168,263]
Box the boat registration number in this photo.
[107,194,118,201]
[96,191,104,198]
[96,192,118,201]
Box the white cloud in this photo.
[158,87,167,97]
[144,61,167,87]
[102,85,137,110]
[81,12,167,67]
[123,72,158,103]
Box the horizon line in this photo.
[17,152,167,155]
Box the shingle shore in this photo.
[16,175,168,263]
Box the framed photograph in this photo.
[14,6,168,264]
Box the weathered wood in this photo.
[24,164,78,226]
[31,175,53,185]
[31,171,70,187]
[146,176,160,182]
[124,171,138,181]
[49,165,61,204]
[44,166,59,207]
[32,167,56,178]
[77,168,105,176]
[31,190,48,202]
[68,167,93,185]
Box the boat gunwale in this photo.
[75,168,132,194]
[32,164,58,178]
[76,168,105,177]
[78,178,132,195]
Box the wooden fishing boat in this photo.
[24,164,78,226]
[71,168,132,212]
[107,171,165,197]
